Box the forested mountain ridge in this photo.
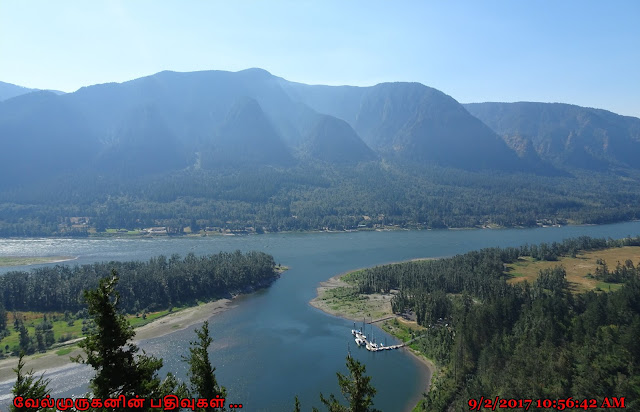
[465,102,640,171]
[2,69,640,236]
[0,68,545,187]
[282,81,540,171]
[0,80,64,101]
[0,81,37,101]
[302,115,377,164]
[349,236,640,410]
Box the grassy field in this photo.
[104,229,143,235]
[0,306,186,355]
[0,256,74,267]
[505,246,640,293]
[317,285,394,321]
[380,317,426,342]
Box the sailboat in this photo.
[351,322,359,336]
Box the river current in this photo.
[1,221,640,410]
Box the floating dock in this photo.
[351,329,404,352]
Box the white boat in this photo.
[355,336,365,346]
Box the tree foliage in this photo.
[317,356,380,412]
[0,251,278,313]
[349,236,640,410]
[73,271,166,402]
[184,320,226,411]
[2,163,640,236]
[10,353,53,412]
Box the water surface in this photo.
[1,221,640,411]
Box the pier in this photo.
[351,329,405,352]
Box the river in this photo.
[1,221,640,410]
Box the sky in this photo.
[1,1,639,117]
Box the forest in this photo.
[9,273,380,412]
[0,250,278,315]
[1,163,640,237]
[0,250,277,356]
[348,236,640,410]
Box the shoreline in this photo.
[309,268,436,412]
[1,219,630,241]
[0,298,236,383]
[0,266,288,383]
[0,256,78,267]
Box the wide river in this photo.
[2,221,640,411]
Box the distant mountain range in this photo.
[0,81,64,101]
[3,69,637,185]
[465,102,640,171]
[1,69,640,234]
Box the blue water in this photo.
[1,221,640,410]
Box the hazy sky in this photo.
[1,1,639,117]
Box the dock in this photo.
[352,329,405,352]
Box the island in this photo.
[0,251,287,381]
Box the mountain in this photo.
[282,81,537,171]
[0,81,37,101]
[3,69,640,235]
[465,102,640,171]
[0,91,96,186]
[201,97,293,168]
[0,68,549,188]
[0,81,64,101]
[302,115,376,164]
[4,68,639,191]
[96,104,189,175]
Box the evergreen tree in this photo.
[0,301,7,333]
[319,356,379,412]
[11,353,53,412]
[184,320,227,410]
[17,320,33,355]
[73,270,165,403]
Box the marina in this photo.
[351,321,405,352]
[2,222,640,411]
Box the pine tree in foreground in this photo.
[72,270,183,409]
[295,355,380,412]
[10,352,53,412]
[184,320,227,411]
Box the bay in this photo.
[1,221,640,410]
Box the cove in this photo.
[1,221,640,411]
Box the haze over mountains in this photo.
[0,81,64,101]
[2,68,640,235]
[465,102,640,171]
[2,68,639,188]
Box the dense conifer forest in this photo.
[348,236,640,410]
[2,164,640,237]
[9,273,379,412]
[0,250,278,314]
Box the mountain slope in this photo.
[3,68,636,190]
[302,115,376,164]
[0,81,65,101]
[201,97,293,169]
[96,104,189,175]
[465,102,640,171]
[284,81,537,171]
[0,81,37,101]
[0,91,97,187]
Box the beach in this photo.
[309,269,435,411]
[0,298,235,383]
